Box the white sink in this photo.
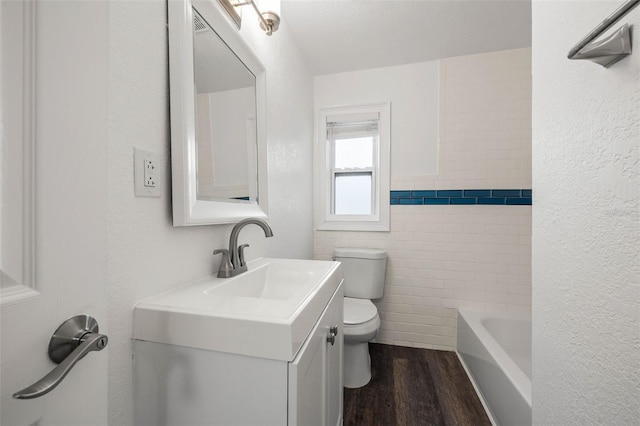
[133,258,342,361]
[205,261,317,300]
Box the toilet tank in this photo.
[333,248,387,299]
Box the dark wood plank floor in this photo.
[344,343,491,426]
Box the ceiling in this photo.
[281,0,532,76]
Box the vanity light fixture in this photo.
[219,0,280,36]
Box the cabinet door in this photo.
[289,282,344,426]
[325,284,344,426]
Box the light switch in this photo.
[134,148,161,198]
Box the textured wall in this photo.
[314,48,532,350]
[532,2,639,424]
[238,12,315,260]
[107,2,313,424]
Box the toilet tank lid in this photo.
[333,248,387,260]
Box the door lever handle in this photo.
[327,325,339,345]
[13,315,108,400]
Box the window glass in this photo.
[334,172,372,215]
[334,137,373,169]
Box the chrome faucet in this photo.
[214,217,274,278]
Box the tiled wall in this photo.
[314,48,532,351]
[392,48,532,191]
[315,205,531,350]
[391,189,532,205]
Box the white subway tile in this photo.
[413,287,454,299]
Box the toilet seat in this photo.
[344,297,377,325]
[343,314,380,338]
[343,298,380,341]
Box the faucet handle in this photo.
[238,244,250,267]
[213,249,233,278]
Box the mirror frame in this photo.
[168,0,268,226]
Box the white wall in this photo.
[314,49,532,350]
[107,2,313,424]
[532,2,639,424]
[315,61,440,177]
[239,19,316,260]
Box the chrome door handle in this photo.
[327,325,339,346]
[13,315,108,400]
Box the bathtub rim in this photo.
[457,309,532,408]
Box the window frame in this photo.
[315,103,391,231]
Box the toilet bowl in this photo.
[343,297,381,388]
[333,248,387,389]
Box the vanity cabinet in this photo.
[133,280,344,426]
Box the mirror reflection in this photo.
[193,9,258,203]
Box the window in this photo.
[315,103,390,231]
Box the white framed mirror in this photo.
[168,0,268,226]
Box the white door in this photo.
[1,1,109,424]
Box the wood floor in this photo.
[344,343,491,426]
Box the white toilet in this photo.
[333,247,387,388]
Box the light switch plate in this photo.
[134,148,161,198]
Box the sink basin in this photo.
[133,258,342,361]
[205,261,318,300]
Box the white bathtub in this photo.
[457,310,532,426]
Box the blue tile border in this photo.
[491,189,522,197]
[464,189,491,198]
[506,197,532,205]
[412,190,436,198]
[390,189,532,206]
[424,197,450,205]
[436,190,463,198]
[450,197,477,205]
[479,197,506,205]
